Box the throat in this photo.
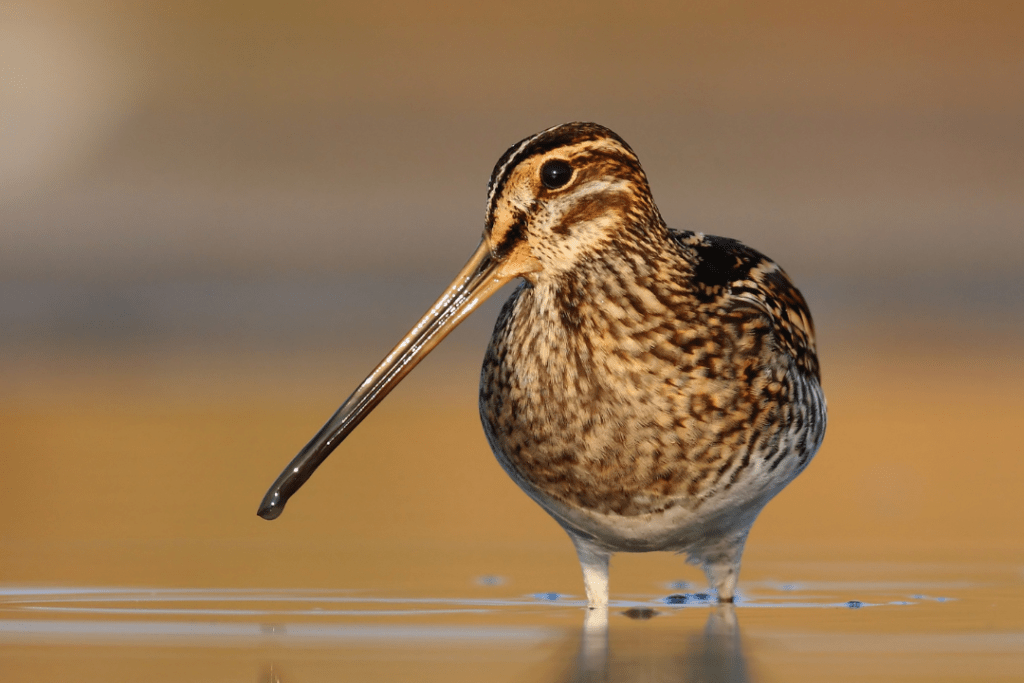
[534,253,685,345]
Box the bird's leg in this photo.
[699,532,749,603]
[705,560,739,603]
[569,534,610,609]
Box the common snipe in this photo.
[258,122,827,607]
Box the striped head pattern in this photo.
[482,122,666,280]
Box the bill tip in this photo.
[257,492,285,520]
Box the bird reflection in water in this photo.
[565,604,751,683]
[253,604,751,682]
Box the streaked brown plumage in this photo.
[258,122,827,608]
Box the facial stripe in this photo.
[492,207,529,259]
[485,123,636,228]
[485,123,563,224]
[553,185,633,236]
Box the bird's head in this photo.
[483,122,664,282]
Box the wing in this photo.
[670,230,820,380]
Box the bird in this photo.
[257,122,827,608]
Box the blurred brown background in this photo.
[1,1,1021,591]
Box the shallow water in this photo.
[2,563,1022,682]
[2,337,1022,681]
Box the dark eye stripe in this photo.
[484,123,633,228]
[492,208,529,259]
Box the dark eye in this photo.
[540,159,573,189]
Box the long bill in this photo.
[257,237,537,520]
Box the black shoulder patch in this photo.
[669,229,820,378]
[688,234,764,303]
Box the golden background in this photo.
[1,0,1021,606]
